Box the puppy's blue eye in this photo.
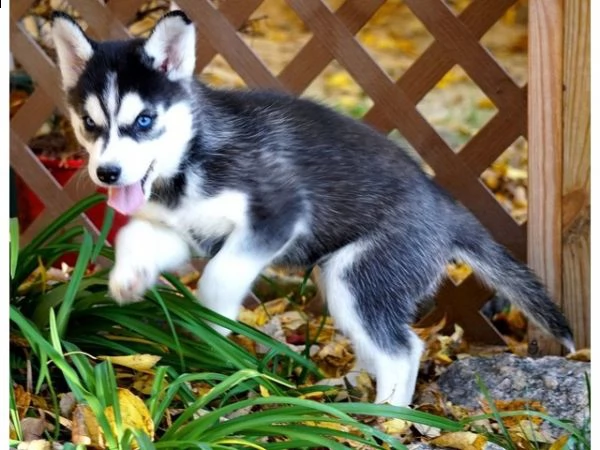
[83,116,96,131]
[136,115,153,129]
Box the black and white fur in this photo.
[52,11,575,406]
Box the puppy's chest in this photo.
[137,189,250,243]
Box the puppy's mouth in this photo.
[107,161,155,216]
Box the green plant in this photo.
[10,195,467,449]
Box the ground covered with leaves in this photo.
[10,1,590,449]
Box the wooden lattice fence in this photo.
[9,0,590,349]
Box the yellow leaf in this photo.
[98,354,161,372]
[259,385,270,398]
[325,72,360,94]
[566,348,590,361]
[72,390,154,449]
[549,434,572,450]
[505,166,528,181]
[263,297,290,315]
[13,384,32,420]
[381,418,410,434]
[105,389,154,445]
[132,372,168,396]
[435,69,466,89]
[431,431,487,450]
[413,317,447,341]
[508,419,554,444]
[477,97,495,110]
[238,307,269,327]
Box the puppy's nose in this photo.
[96,165,121,184]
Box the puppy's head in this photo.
[52,11,197,215]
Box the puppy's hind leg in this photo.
[320,240,425,407]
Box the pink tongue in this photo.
[107,182,145,215]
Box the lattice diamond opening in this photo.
[444,0,476,15]
[202,55,247,88]
[355,0,435,80]
[242,0,314,76]
[479,136,529,225]
[416,65,498,152]
[480,1,528,87]
[303,62,374,119]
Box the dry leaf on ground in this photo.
[431,431,488,450]
[72,389,154,449]
[98,354,162,372]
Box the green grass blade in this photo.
[149,287,185,372]
[462,410,589,447]
[21,193,105,256]
[161,275,321,377]
[9,377,23,442]
[10,217,19,279]
[475,375,516,450]
[56,230,94,338]
[91,206,114,262]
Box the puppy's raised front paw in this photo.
[109,264,157,305]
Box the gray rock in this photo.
[434,354,590,435]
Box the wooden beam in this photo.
[527,0,564,355]
[561,0,590,349]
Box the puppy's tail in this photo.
[453,218,575,353]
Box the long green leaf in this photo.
[92,206,114,262]
[21,193,105,256]
[56,230,94,338]
[10,217,19,279]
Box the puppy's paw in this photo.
[109,263,157,305]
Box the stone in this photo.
[433,354,590,436]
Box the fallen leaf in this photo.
[105,389,154,444]
[238,306,269,327]
[98,354,161,372]
[477,97,496,110]
[325,71,361,95]
[132,372,168,396]
[16,440,51,450]
[414,317,447,341]
[431,431,487,450]
[263,297,291,315]
[380,418,410,435]
[20,417,49,442]
[508,419,554,444]
[314,340,355,377]
[566,348,590,362]
[549,434,572,450]
[59,392,77,419]
[482,399,545,428]
[13,384,32,419]
[72,404,104,448]
[259,385,270,398]
[413,422,442,438]
[72,389,154,449]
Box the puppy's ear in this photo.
[143,11,196,80]
[51,12,94,90]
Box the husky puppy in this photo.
[52,11,574,406]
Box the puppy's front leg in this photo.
[110,219,190,304]
[197,228,285,335]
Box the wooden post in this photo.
[561,0,590,349]
[528,0,590,353]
